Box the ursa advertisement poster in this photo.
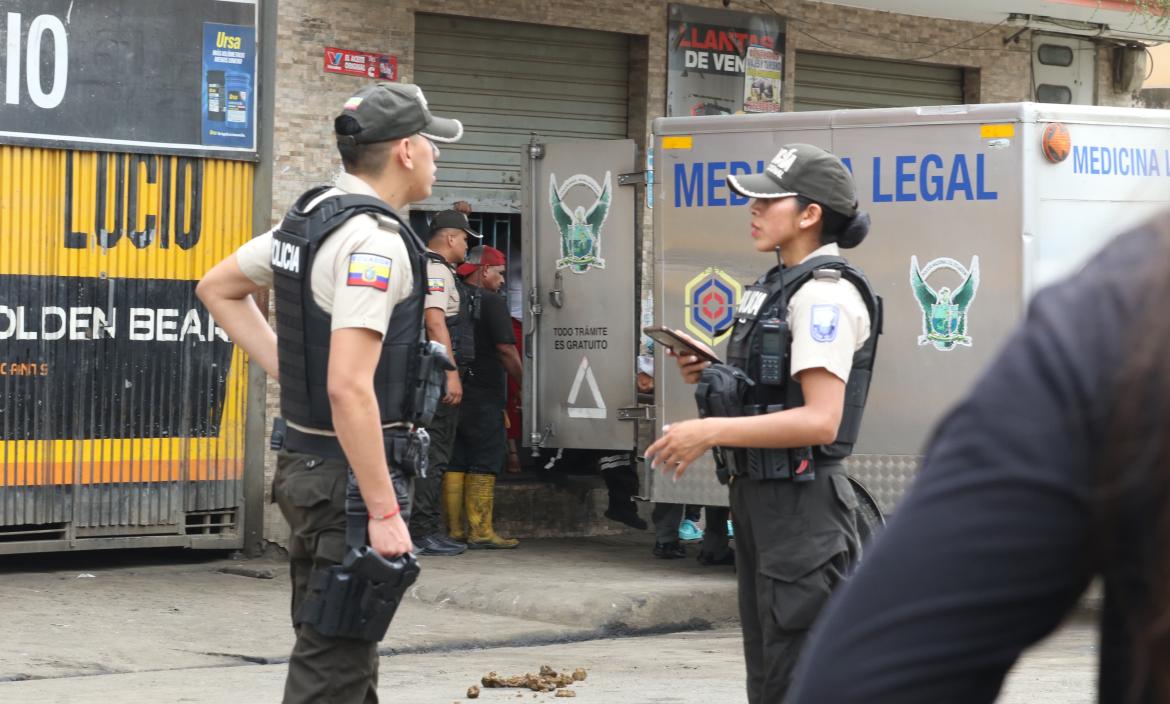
[202,22,257,149]
[0,0,258,157]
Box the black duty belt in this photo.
[284,426,347,460]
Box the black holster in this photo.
[694,364,754,485]
[386,426,430,479]
[694,366,817,483]
[411,340,455,426]
[294,472,420,642]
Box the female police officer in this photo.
[647,143,880,703]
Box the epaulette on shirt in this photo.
[813,268,842,282]
[374,213,401,232]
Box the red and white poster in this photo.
[323,47,398,80]
[742,45,783,113]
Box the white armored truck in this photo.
[520,102,1170,522]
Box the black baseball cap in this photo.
[429,209,482,239]
[727,143,858,217]
[336,83,463,145]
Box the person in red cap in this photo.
[445,246,523,548]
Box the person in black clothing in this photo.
[446,245,524,549]
[647,144,880,703]
[789,222,1170,704]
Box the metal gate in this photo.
[414,14,631,212]
[794,52,964,111]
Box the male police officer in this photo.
[196,82,462,703]
[412,208,482,556]
[647,144,880,703]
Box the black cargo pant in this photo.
[409,399,459,538]
[273,450,412,704]
[729,463,860,704]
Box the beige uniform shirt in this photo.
[235,172,415,433]
[787,243,872,384]
[424,251,460,316]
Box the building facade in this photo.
[258,0,1146,545]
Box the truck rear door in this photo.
[521,139,639,451]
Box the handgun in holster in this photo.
[294,472,420,642]
[385,427,430,479]
[411,340,455,426]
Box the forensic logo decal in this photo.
[347,253,392,291]
[684,267,743,346]
[910,255,980,351]
[550,172,611,274]
[426,277,445,293]
[810,304,840,343]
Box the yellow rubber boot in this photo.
[465,474,519,549]
[443,471,467,542]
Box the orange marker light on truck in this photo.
[1043,122,1071,163]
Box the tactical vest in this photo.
[424,252,477,367]
[271,186,427,431]
[722,255,883,480]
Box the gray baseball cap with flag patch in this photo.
[336,83,463,145]
[727,143,858,217]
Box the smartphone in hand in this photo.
[642,325,723,364]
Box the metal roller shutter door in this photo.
[795,52,964,111]
[414,14,630,212]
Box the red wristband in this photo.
[369,506,400,521]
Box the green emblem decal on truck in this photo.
[910,255,980,351]
[550,172,611,274]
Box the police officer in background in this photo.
[647,143,881,703]
[196,82,462,703]
[411,208,482,556]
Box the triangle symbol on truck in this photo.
[567,356,606,419]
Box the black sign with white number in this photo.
[0,0,257,158]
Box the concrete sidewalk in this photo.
[0,534,738,683]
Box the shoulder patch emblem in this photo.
[427,277,445,294]
[347,253,391,291]
[810,304,840,343]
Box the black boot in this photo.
[653,540,687,559]
[697,546,735,567]
[602,466,647,530]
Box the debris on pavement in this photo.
[479,666,588,696]
[467,684,480,699]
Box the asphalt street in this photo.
[0,538,1099,703]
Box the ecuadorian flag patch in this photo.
[347,253,392,291]
[427,277,445,293]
